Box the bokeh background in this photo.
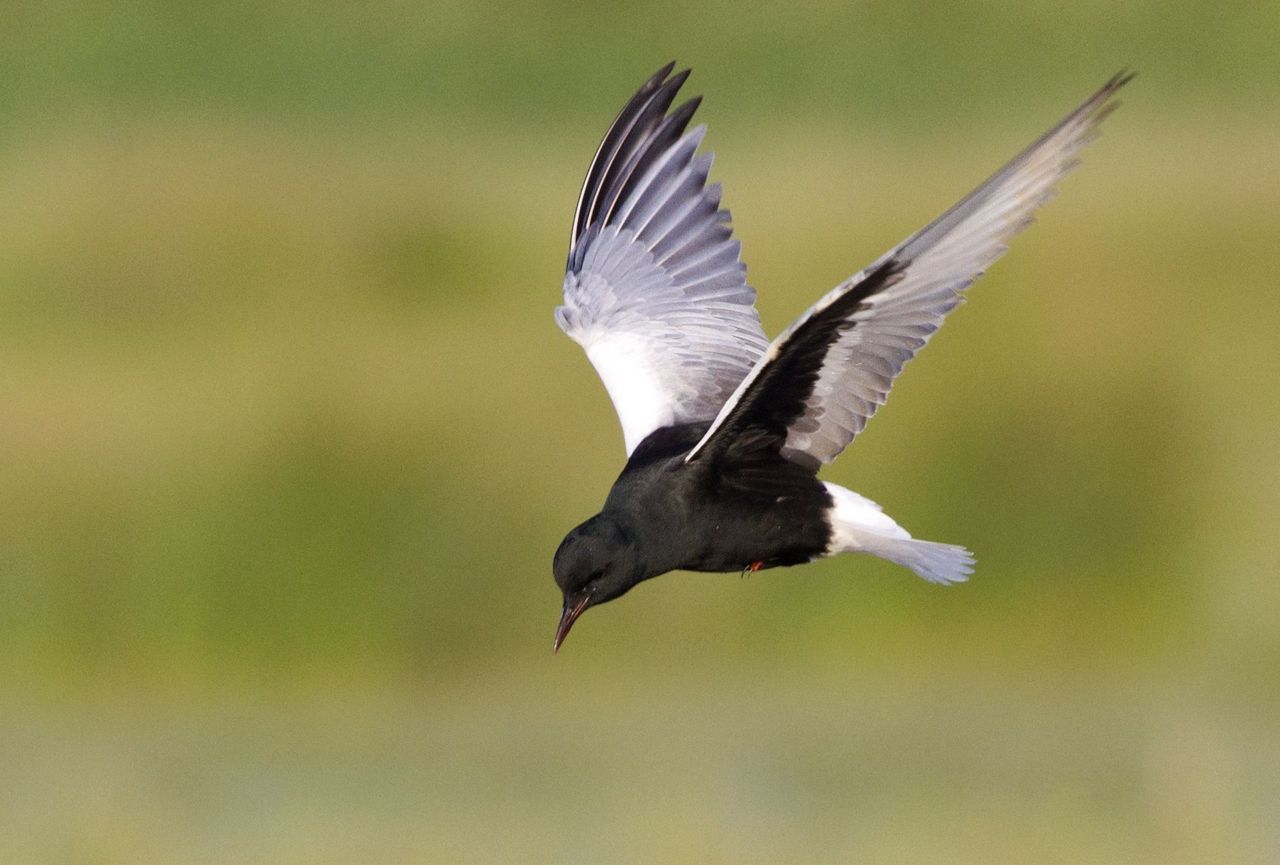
[3,2,1278,863]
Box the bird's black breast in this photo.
[603,423,833,576]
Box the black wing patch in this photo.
[692,258,905,465]
[568,63,701,273]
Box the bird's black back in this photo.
[604,422,833,576]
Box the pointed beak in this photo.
[553,593,592,653]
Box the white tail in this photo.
[822,483,974,585]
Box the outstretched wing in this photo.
[685,72,1132,470]
[556,64,768,455]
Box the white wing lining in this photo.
[558,67,768,455]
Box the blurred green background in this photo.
[2,2,1278,863]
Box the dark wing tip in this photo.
[632,62,680,104]
[1085,69,1135,123]
[1108,68,1137,91]
[594,91,706,231]
[568,63,702,268]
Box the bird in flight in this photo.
[552,63,1129,651]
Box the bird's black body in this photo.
[554,423,833,611]
[551,261,908,645]
[548,63,1129,650]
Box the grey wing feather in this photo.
[557,66,768,454]
[687,72,1132,468]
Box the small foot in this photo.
[740,560,764,578]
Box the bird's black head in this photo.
[552,514,639,652]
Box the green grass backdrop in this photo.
[2,2,1278,863]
